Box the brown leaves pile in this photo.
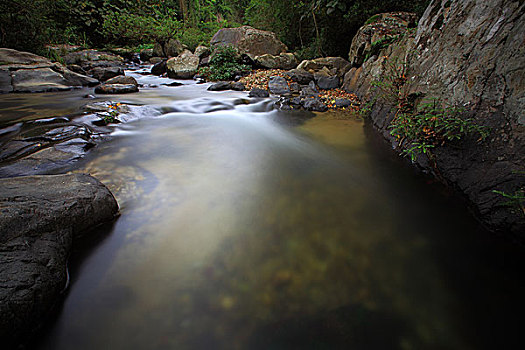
[240,69,360,111]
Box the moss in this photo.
[364,14,381,26]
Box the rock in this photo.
[0,69,13,93]
[165,38,185,57]
[194,45,211,59]
[66,64,87,75]
[210,25,288,59]
[0,48,99,93]
[63,49,123,67]
[149,57,163,64]
[207,81,245,91]
[316,75,340,90]
[302,97,328,112]
[289,82,301,93]
[139,48,154,62]
[254,53,298,70]
[166,52,200,79]
[153,42,165,57]
[11,68,73,93]
[94,83,138,94]
[348,12,417,67]
[335,98,353,108]
[347,0,525,239]
[105,75,138,87]
[268,76,290,95]
[151,59,168,76]
[249,88,270,98]
[284,68,314,85]
[297,57,351,78]
[89,66,125,82]
[0,174,118,348]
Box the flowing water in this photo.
[1,69,524,350]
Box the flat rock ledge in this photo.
[0,174,119,348]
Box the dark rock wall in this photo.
[345,0,525,240]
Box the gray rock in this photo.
[89,67,125,82]
[95,83,139,94]
[165,38,184,57]
[285,68,314,85]
[335,98,353,108]
[151,59,167,76]
[210,25,288,59]
[249,88,270,98]
[194,45,211,59]
[207,81,245,91]
[254,53,298,70]
[139,48,154,62]
[302,98,328,112]
[0,174,118,348]
[316,75,340,90]
[63,50,123,66]
[347,12,417,67]
[105,75,138,87]
[166,52,199,79]
[11,68,72,93]
[297,57,351,78]
[0,69,13,93]
[268,76,290,95]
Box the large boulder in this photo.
[166,51,200,79]
[89,66,125,82]
[0,48,98,93]
[95,76,139,94]
[0,174,118,348]
[151,59,168,76]
[345,0,525,239]
[297,57,351,78]
[254,53,298,70]
[210,26,288,59]
[347,12,417,67]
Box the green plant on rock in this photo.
[389,99,489,162]
[198,45,250,81]
[493,188,525,217]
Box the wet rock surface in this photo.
[166,51,200,79]
[0,173,118,348]
[0,48,100,93]
[345,0,525,239]
[207,81,245,91]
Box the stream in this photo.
[1,68,524,350]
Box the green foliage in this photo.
[493,188,525,217]
[198,45,250,81]
[364,14,381,25]
[390,100,489,162]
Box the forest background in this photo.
[0,0,429,60]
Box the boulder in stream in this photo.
[0,174,118,348]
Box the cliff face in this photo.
[344,0,525,241]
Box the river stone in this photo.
[207,81,245,91]
[302,97,328,112]
[0,174,118,348]
[151,59,167,76]
[284,69,314,85]
[11,68,72,92]
[95,83,138,94]
[255,53,298,70]
[89,67,125,82]
[0,48,52,66]
[316,75,340,90]
[210,25,288,59]
[165,38,185,57]
[249,88,270,98]
[166,52,199,79]
[105,75,138,87]
[0,69,13,93]
[297,57,351,78]
[63,50,123,66]
[268,76,290,96]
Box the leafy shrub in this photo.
[198,45,251,81]
[390,100,489,161]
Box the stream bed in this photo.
[1,69,524,350]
